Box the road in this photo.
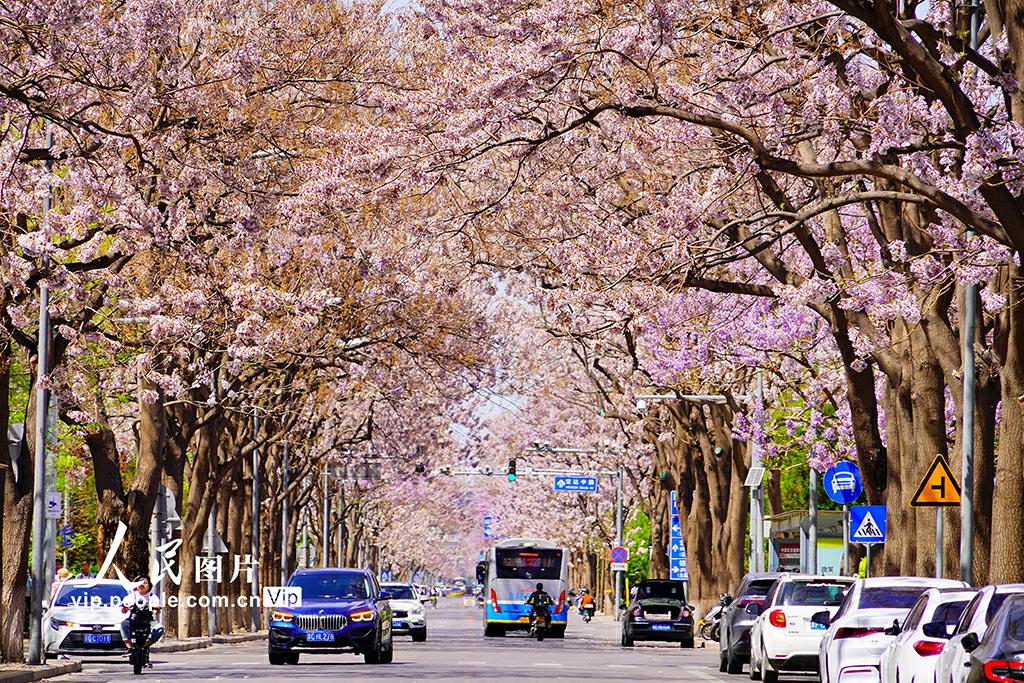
[49,601,799,682]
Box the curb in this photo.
[152,631,266,653]
[0,661,81,683]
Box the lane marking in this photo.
[533,662,563,667]
[457,660,488,665]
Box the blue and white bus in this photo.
[480,538,569,637]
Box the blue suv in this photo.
[268,568,394,665]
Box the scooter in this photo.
[698,593,732,641]
[126,606,153,675]
[528,608,549,641]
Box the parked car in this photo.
[721,572,786,674]
[44,579,130,659]
[268,568,394,665]
[381,581,428,641]
[879,588,977,683]
[934,585,1024,683]
[817,577,968,683]
[749,574,854,683]
[962,594,1024,683]
[621,579,695,648]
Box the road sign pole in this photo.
[842,505,849,575]
[808,468,818,574]
[281,442,289,585]
[614,467,623,621]
[865,544,871,578]
[936,508,944,578]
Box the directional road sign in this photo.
[824,462,863,504]
[45,491,62,519]
[483,515,494,539]
[610,546,629,564]
[850,505,887,544]
[669,490,689,581]
[910,454,961,507]
[553,476,598,492]
[59,524,73,548]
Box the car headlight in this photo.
[350,610,375,622]
[271,610,294,623]
[50,618,76,629]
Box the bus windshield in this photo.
[495,548,563,580]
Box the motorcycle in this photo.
[698,593,733,642]
[528,608,549,641]
[126,605,153,675]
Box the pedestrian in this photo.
[75,559,96,579]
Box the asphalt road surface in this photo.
[49,601,806,682]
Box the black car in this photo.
[621,579,694,648]
[963,593,1024,683]
[719,572,785,674]
[268,568,394,665]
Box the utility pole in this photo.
[750,373,765,572]
[322,466,330,568]
[337,482,344,567]
[615,467,623,620]
[206,504,217,637]
[251,415,260,631]
[28,128,54,666]
[280,442,289,586]
[808,468,818,574]
[959,0,980,586]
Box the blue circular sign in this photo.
[823,462,863,504]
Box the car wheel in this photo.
[412,627,427,642]
[484,623,505,637]
[762,648,778,683]
[721,650,729,673]
[380,635,394,664]
[268,651,286,665]
[727,647,743,675]
[285,652,299,665]
[621,629,634,647]
[681,637,695,649]
[548,626,566,639]
[749,648,762,681]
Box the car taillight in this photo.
[556,591,565,612]
[490,588,501,613]
[912,641,945,656]
[768,610,787,628]
[681,609,692,619]
[632,606,643,618]
[984,661,1024,683]
[835,627,883,639]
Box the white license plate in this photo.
[307,631,335,642]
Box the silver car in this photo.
[381,582,428,641]
[720,573,786,674]
[44,579,130,658]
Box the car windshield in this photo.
[987,594,1019,622]
[934,600,969,626]
[744,580,777,600]
[780,581,848,607]
[54,583,127,607]
[385,585,416,600]
[495,548,562,580]
[290,573,370,600]
[859,587,927,609]
[638,582,685,600]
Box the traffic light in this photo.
[507,458,517,482]
[414,463,426,474]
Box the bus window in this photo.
[495,549,563,580]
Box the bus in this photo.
[478,538,569,637]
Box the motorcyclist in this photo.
[578,589,595,620]
[119,575,164,653]
[525,582,553,629]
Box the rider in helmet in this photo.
[524,582,553,628]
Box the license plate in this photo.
[393,621,407,628]
[810,621,827,630]
[84,633,111,644]
[307,631,335,642]
[651,624,672,631]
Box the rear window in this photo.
[859,587,927,609]
[934,601,969,626]
[780,581,848,607]
[495,548,562,580]
[638,582,686,600]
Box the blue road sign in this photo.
[380,569,391,581]
[59,524,73,548]
[824,462,864,504]
[669,490,689,580]
[850,505,887,544]
[553,476,598,492]
[610,546,629,563]
[483,515,494,539]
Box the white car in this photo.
[44,579,131,658]
[818,577,968,683]
[381,581,428,641]
[932,584,1024,683]
[749,574,854,683]
[879,588,978,683]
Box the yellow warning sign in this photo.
[910,454,961,507]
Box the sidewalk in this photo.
[153,630,266,653]
[0,661,81,683]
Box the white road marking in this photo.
[533,662,563,667]
[457,660,488,665]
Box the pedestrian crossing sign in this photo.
[910,454,961,507]
[850,505,886,544]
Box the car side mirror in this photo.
[42,599,50,611]
[884,619,901,636]
[745,603,762,616]
[723,595,733,606]
[922,621,948,639]
[962,633,980,653]
[811,610,831,627]
[378,591,392,601]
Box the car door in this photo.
[939,592,985,683]
[751,583,780,667]
[885,594,928,683]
